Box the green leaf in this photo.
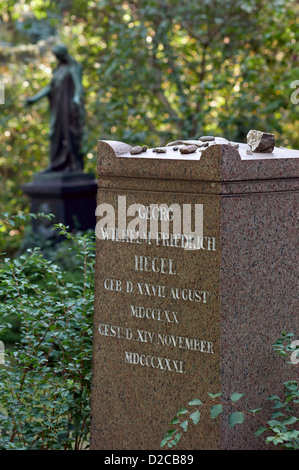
[165,429,177,439]
[271,411,284,419]
[57,431,68,440]
[272,400,285,410]
[210,404,223,419]
[228,412,244,428]
[267,419,284,429]
[284,381,298,391]
[283,416,298,426]
[267,395,281,401]
[177,407,188,416]
[208,392,222,399]
[170,432,182,446]
[170,417,180,425]
[249,408,263,414]
[188,398,202,406]
[161,436,172,448]
[231,393,244,402]
[180,419,188,432]
[255,427,267,436]
[190,410,201,425]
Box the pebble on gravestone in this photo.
[179,144,197,154]
[167,140,204,147]
[142,145,148,152]
[130,146,143,155]
[247,130,275,153]
[197,142,207,147]
[198,135,215,142]
[166,140,186,146]
[155,148,167,153]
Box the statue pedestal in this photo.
[21,171,97,237]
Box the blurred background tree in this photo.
[0,0,298,254]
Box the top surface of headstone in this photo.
[97,137,299,182]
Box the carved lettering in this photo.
[169,287,209,303]
[137,282,167,298]
[134,255,177,275]
[125,351,185,374]
[130,305,180,324]
[98,198,216,375]
[99,323,214,355]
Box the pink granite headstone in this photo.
[90,138,299,450]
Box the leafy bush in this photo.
[161,331,299,450]
[0,221,95,450]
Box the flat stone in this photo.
[198,135,215,142]
[179,145,197,154]
[155,148,167,153]
[167,140,204,147]
[247,130,275,153]
[166,140,185,146]
[130,146,143,155]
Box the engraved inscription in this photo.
[130,305,180,324]
[125,351,185,374]
[103,277,209,303]
[135,255,177,275]
[99,323,214,354]
[98,226,216,251]
[98,199,217,374]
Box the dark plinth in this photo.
[90,138,299,450]
[21,171,97,236]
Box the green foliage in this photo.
[272,331,299,365]
[0,211,55,257]
[0,0,299,254]
[161,332,299,450]
[0,218,95,449]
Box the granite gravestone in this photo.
[90,137,298,450]
[22,44,97,235]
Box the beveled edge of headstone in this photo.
[97,139,224,181]
[97,139,299,182]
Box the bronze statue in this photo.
[26,44,85,172]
